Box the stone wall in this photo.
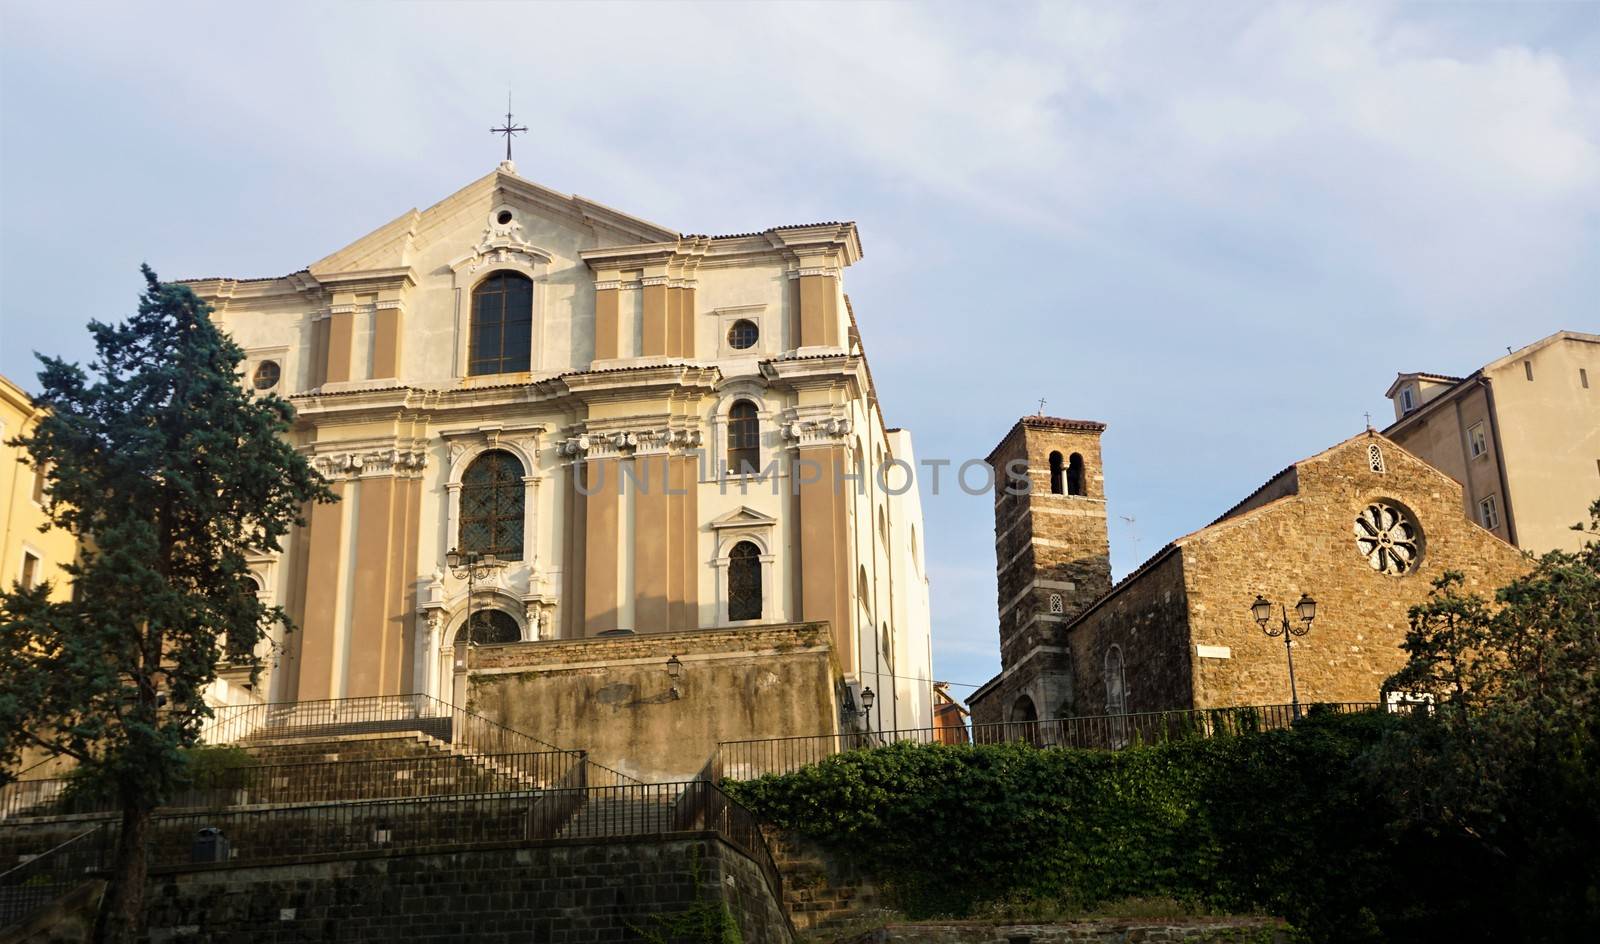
[13,835,791,944]
[468,622,841,782]
[842,917,1289,943]
[1069,434,1530,713]
[1065,549,1192,716]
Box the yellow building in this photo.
[179,160,934,779]
[1383,331,1600,554]
[0,374,77,601]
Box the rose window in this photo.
[1354,502,1421,576]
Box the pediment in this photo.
[709,506,779,530]
[306,164,680,282]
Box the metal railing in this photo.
[200,693,640,787]
[0,826,108,932]
[714,702,1381,781]
[48,782,782,909]
[2,751,583,821]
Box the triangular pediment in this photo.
[306,164,681,281]
[709,506,779,529]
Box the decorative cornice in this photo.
[560,425,703,459]
[781,410,853,447]
[310,444,430,480]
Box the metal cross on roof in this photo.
[490,95,527,163]
[1037,398,1047,415]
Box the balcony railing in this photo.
[0,826,109,932]
[0,783,782,933]
[1,750,584,821]
[713,702,1381,781]
[199,693,640,787]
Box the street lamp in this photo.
[666,654,683,699]
[446,548,500,674]
[860,686,875,734]
[1251,593,1317,718]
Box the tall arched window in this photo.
[727,400,760,475]
[469,271,533,376]
[1067,453,1086,496]
[728,541,762,621]
[455,609,521,647]
[460,450,525,561]
[1048,451,1064,495]
[1104,645,1127,715]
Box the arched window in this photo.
[728,541,762,621]
[1067,453,1086,496]
[727,400,760,475]
[460,450,525,561]
[455,609,521,647]
[1048,451,1064,495]
[1104,645,1127,715]
[468,271,533,376]
[881,623,894,671]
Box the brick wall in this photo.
[113,835,790,944]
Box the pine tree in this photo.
[0,266,335,942]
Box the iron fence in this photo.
[714,702,1381,781]
[0,825,108,932]
[200,693,640,787]
[1,751,585,821]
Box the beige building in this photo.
[1,375,77,602]
[181,161,933,774]
[1383,330,1600,554]
[970,425,1528,723]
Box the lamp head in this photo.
[1296,593,1318,623]
[665,654,683,681]
[861,687,875,712]
[1250,595,1273,626]
[445,548,462,570]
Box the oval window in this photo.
[727,319,759,351]
[253,361,281,390]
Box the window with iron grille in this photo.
[727,400,760,475]
[727,318,759,351]
[459,450,525,560]
[454,609,522,646]
[728,541,762,621]
[468,272,533,376]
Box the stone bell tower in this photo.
[970,415,1112,725]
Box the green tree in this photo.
[1378,499,1600,939]
[0,267,334,942]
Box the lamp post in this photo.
[1250,593,1317,719]
[445,548,499,676]
[666,654,684,699]
[860,686,876,740]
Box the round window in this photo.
[496,210,514,225]
[1354,501,1422,576]
[253,360,281,390]
[727,319,759,351]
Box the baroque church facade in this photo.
[186,161,933,760]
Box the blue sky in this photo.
[3,1,1597,698]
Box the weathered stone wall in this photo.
[1069,434,1531,713]
[468,623,840,782]
[842,917,1289,943]
[1065,550,1192,716]
[26,836,790,944]
[1179,435,1528,709]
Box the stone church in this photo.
[967,417,1528,726]
[185,160,933,779]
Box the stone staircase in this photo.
[767,831,887,933]
[556,787,683,839]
